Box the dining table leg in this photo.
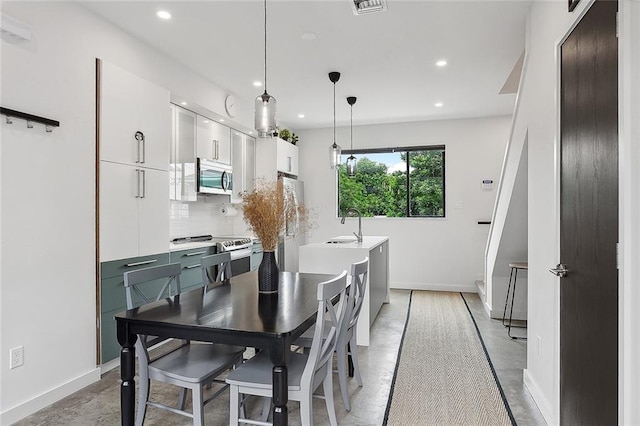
[117,321,137,426]
[272,365,288,426]
[269,341,290,426]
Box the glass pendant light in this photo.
[328,71,341,169]
[255,0,276,137]
[346,96,357,177]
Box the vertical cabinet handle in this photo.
[135,169,142,198]
[135,131,145,164]
[287,156,292,172]
[141,169,146,198]
[135,169,146,198]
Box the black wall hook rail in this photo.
[1,107,60,128]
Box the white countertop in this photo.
[301,235,388,250]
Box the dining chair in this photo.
[123,262,244,426]
[200,252,232,287]
[225,270,349,426]
[294,257,369,411]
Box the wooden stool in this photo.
[502,261,528,339]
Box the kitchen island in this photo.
[299,236,389,346]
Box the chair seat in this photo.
[226,351,309,391]
[149,343,244,384]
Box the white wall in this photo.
[517,1,640,424]
[297,116,511,291]
[0,2,252,423]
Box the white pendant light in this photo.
[346,96,357,177]
[329,72,341,169]
[255,0,276,137]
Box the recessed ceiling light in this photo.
[219,119,225,122]
[180,101,187,106]
[156,10,172,20]
[435,102,443,107]
[300,32,316,41]
[253,81,262,87]
[249,131,253,135]
[436,60,447,67]
[298,114,305,118]
[203,120,209,123]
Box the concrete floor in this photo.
[14,290,546,425]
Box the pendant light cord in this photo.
[350,104,353,150]
[333,82,336,144]
[264,0,268,93]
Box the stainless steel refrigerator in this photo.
[277,175,304,272]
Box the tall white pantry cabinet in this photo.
[98,60,170,262]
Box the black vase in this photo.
[258,251,279,293]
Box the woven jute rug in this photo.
[383,291,515,426]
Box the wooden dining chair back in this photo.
[292,257,369,411]
[123,262,244,426]
[200,252,232,286]
[225,270,349,426]
[337,256,368,410]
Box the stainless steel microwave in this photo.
[197,158,233,195]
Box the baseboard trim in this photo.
[390,282,478,293]
[523,368,555,425]
[1,368,101,425]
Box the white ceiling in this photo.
[81,0,530,130]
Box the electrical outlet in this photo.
[10,346,24,369]
[537,336,542,357]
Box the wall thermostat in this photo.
[482,179,494,190]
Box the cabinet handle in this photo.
[135,131,144,164]
[140,169,146,198]
[135,169,142,198]
[185,251,207,256]
[125,259,158,267]
[287,156,292,172]
[184,264,200,269]
[213,140,219,160]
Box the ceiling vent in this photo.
[350,0,387,16]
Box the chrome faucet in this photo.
[341,208,363,243]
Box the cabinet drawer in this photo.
[169,246,214,263]
[101,253,170,279]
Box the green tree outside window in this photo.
[337,147,445,218]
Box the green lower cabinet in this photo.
[100,247,216,364]
[99,252,170,364]
[251,242,263,271]
[101,307,126,363]
[170,246,215,290]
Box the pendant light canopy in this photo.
[329,71,341,169]
[255,0,276,137]
[346,96,357,177]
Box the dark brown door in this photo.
[560,1,618,424]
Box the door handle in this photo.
[135,169,142,198]
[549,263,570,277]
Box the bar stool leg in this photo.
[507,268,527,340]
[502,267,515,327]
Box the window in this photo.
[338,146,445,218]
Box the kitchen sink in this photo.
[325,237,358,244]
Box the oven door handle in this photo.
[227,248,252,260]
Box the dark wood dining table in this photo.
[115,270,337,426]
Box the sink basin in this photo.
[325,237,358,244]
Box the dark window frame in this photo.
[338,145,446,218]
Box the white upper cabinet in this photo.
[231,132,256,202]
[170,105,197,202]
[99,59,170,261]
[255,137,299,180]
[100,61,170,171]
[196,115,232,166]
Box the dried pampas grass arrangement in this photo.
[241,179,311,252]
